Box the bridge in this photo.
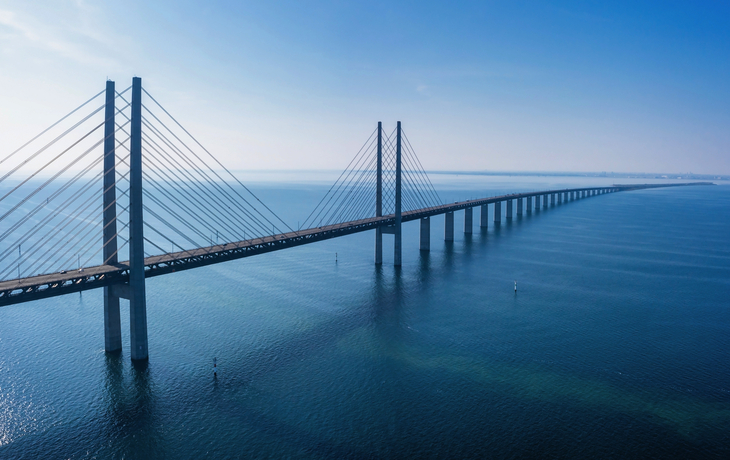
[0,78,711,361]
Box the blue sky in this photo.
[1,0,728,173]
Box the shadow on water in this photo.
[101,353,160,457]
[194,265,413,458]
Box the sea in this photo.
[1,174,729,459]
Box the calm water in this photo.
[1,175,729,459]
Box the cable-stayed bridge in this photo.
[0,78,710,360]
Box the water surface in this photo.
[1,175,729,458]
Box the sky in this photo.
[0,0,728,174]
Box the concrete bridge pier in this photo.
[375,228,383,264]
[445,211,454,241]
[494,201,502,223]
[464,207,473,233]
[506,200,513,220]
[543,194,548,209]
[393,122,402,266]
[102,80,122,353]
[103,77,148,361]
[517,197,523,216]
[128,77,149,362]
[480,204,488,228]
[374,122,383,265]
[550,194,555,206]
[420,217,430,251]
[526,196,532,213]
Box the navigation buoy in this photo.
[213,357,217,377]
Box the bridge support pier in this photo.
[420,217,430,250]
[103,80,122,353]
[464,207,473,233]
[129,77,148,361]
[445,211,454,241]
[494,201,501,223]
[480,204,488,228]
[506,200,513,220]
[551,194,555,206]
[374,122,383,265]
[394,121,402,266]
[543,194,548,209]
[526,196,532,213]
[517,198,523,216]
[375,228,383,264]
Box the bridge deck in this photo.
[0,182,712,306]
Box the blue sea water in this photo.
[1,175,729,459]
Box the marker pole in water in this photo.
[336,252,338,263]
[213,357,217,377]
[514,281,517,292]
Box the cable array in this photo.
[1,85,439,283]
[0,87,132,281]
[0,83,296,282]
[301,124,442,229]
[113,88,294,258]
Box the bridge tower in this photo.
[375,122,383,264]
[394,121,402,266]
[128,77,149,361]
[374,121,403,266]
[103,80,122,353]
[103,77,148,361]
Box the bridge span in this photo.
[0,76,713,360]
[0,182,708,307]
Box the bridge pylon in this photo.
[103,77,148,361]
[374,121,403,266]
[103,80,122,353]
